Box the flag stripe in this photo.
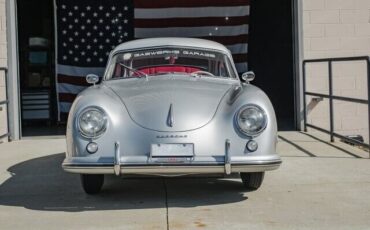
[134,0,250,8]
[58,83,87,95]
[235,63,248,73]
[134,6,249,19]
[232,53,248,63]
[199,35,248,45]
[226,43,248,54]
[135,16,249,28]
[58,74,90,86]
[57,64,105,77]
[60,102,73,113]
[59,93,77,103]
[135,25,249,38]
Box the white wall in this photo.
[0,0,8,143]
[302,0,370,143]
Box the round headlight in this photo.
[236,104,267,136]
[78,107,107,138]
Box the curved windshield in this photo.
[105,47,237,80]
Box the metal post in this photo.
[4,68,9,141]
[0,68,9,142]
[303,56,369,150]
[302,62,307,132]
[367,57,370,158]
[328,61,334,142]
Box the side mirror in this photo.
[86,74,100,85]
[241,71,255,83]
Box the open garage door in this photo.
[15,0,296,136]
[248,0,296,130]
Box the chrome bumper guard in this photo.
[63,139,282,175]
[114,141,121,176]
[225,139,231,175]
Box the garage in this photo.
[13,0,297,137]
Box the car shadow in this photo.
[0,153,249,212]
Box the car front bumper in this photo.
[63,140,281,176]
[62,160,281,176]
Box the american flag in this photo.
[56,0,250,119]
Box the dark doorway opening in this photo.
[17,0,66,136]
[15,0,296,136]
[248,0,296,130]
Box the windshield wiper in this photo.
[119,63,148,80]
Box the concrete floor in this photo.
[0,131,369,230]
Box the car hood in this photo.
[105,76,235,132]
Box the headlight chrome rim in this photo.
[77,107,108,139]
[235,104,267,137]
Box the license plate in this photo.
[151,143,194,157]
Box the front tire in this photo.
[240,172,265,190]
[80,174,104,194]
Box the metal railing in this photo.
[302,56,370,151]
[0,67,9,141]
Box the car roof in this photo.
[112,37,232,55]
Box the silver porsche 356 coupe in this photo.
[62,38,281,194]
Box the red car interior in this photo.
[138,66,201,75]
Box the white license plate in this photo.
[151,143,194,157]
